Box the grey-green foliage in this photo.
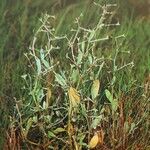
[19,3,145,148]
[0,0,150,149]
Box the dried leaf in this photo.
[68,87,80,107]
[89,133,99,149]
[98,129,104,145]
[68,123,74,136]
[46,88,52,107]
[91,80,100,99]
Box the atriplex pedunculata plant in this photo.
[19,3,135,149]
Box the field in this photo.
[0,0,150,149]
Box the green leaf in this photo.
[42,59,50,68]
[91,116,102,129]
[48,131,56,138]
[40,48,45,60]
[95,62,104,79]
[40,49,50,69]
[81,41,85,53]
[81,104,87,117]
[89,30,95,41]
[129,123,136,134]
[88,53,93,64]
[111,76,116,85]
[35,57,41,75]
[105,89,113,103]
[77,133,86,144]
[77,49,83,65]
[53,128,66,134]
[111,98,118,112]
[71,69,79,84]
[32,116,38,123]
[105,90,118,112]
[26,118,33,132]
[42,101,46,109]
[55,73,67,87]
[36,88,44,102]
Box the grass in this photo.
[0,0,150,149]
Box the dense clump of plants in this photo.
[4,2,150,150]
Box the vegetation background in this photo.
[0,0,149,149]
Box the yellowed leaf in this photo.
[89,133,99,149]
[68,87,80,107]
[91,80,100,99]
